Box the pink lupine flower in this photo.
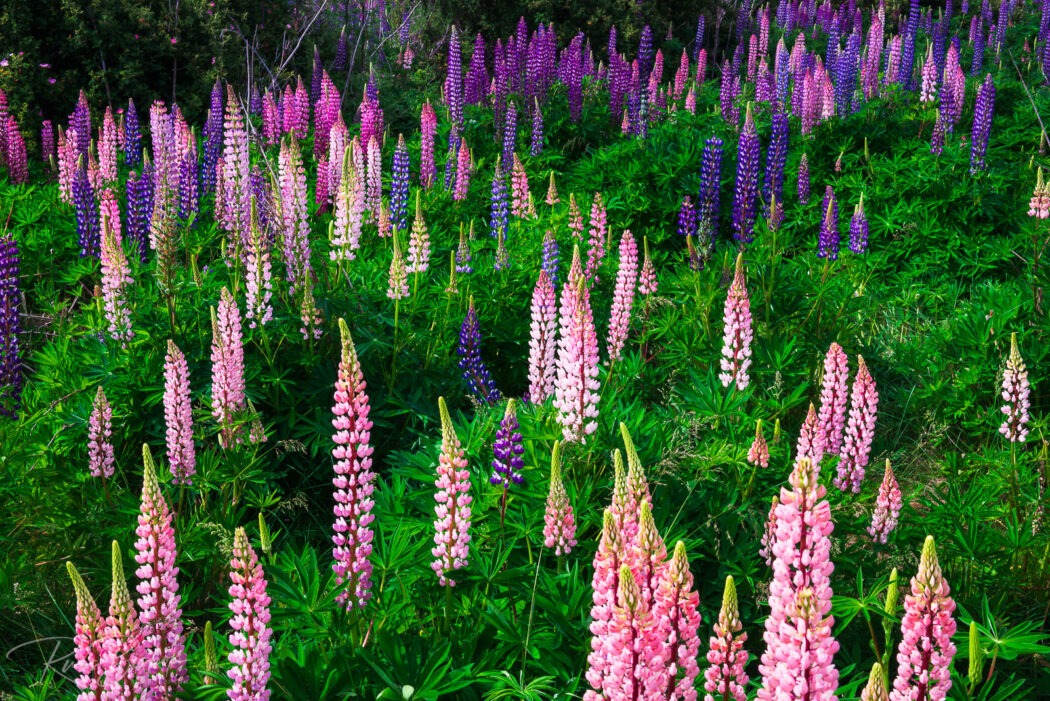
[543,441,577,556]
[88,386,115,479]
[406,192,430,274]
[673,51,690,100]
[101,541,142,701]
[719,253,753,391]
[759,496,778,567]
[220,86,251,260]
[605,565,661,700]
[632,500,668,611]
[453,138,472,201]
[704,575,749,701]
[836,355,879,493]
[98,107,118,186]
[527,269,558,403]
[817,342,850,455]
[584,193,607,281]
[211,287,247,449]
[620,423,654,549]
[554,247,600,443]
[568,194,584,240]
[748,419,770,468]
[67,561,105,701]
[365,135,382,221]
[638,237,658,296]
[244,205,274,329]
[861,663,888,701]
[1027,168,1050,219]
[584,510,625,700]
[999,333,1031,443]
[387,235,409,300]
[868,460,902,544]
[546,172,559,205]
[331,139,365,260]
[297,281,323,341]
[99,190,133,345]
[431,397,472,586]
[164,340,195,485]
[889,536,957,701]
[331,319,376,609]
[135,446,187,697]
[606,230,638,363]
[227,527,273,701]
[758,457,840,701]
[796,402,826,471]
[652,540,702,700]
[511,153,532,218]
[685,86,697,113]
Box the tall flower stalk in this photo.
[67,561,105,701]
[554,247,600,443]
[999,333,1031,443]
[836,356,879,493]
[164,340,195,486]
[704,575,749,701]
[869,460,902,544]
[719,252,753,391]
[527,269,558,403]
[543,441,576,556]
[227,527,273,701]
[432,397,472,587]
[101,541,142,701]
[457,297,501,405]
[88,386,115,479]
[211,287,247,449]
[606,230,638,364]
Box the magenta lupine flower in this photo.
[758,457,840,701]
[135,446,187,697]
[543,441,577,556]
[836,355,879,494]
[796,403,827,473]
[638,237,658,296]
[528,269,558,403]
[406,192,431,274]
[432,397,472,587]
[889,537,957,701]
[748,419,769,468]
[331,319,376,609]
[568,194,584,240]
[584,193,607,281]
[99,190,133,345]
[365,136,382,222]
[67,562,105,701]
[220,86,251,261]
[387,235,409,300]
[704,575,749,701]
[862,663,889,701]
[554,247,601,444]
[999,333,1031,443]
[420,101,437,189]
[102,541,142,701]
[653,540,702,700]
[453,138,472,201]
[584,510,624,700]
[211,287,247,449]
[719,253,753,391]
[88,386,115,479]
[868,460,903,544]
[817,342,850,455]
[606,230,638,363]
[227,527,273,701]
[164,341,195,485]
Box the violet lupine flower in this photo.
[849,195,870,254]
[432,397,473,587]
[102,541,143,701]
[420,101,437,189]
[491,399,525,487]
[331,319,376,610]
[406,192,431,275]
[704,575,749,701]
[456,224,473,274]
[798,153,811,205]
[501,101,517,172]
[530,98,544,157]
[606,230,638,363]
[818,186,840,260]
[652,540,703,699]
[889,537,957,701]
[543,441,576,556]
[677,196,698,239]
[387,235,409,301]
[528,270,558,404]
[554,248,600,443]
[638,237,658,296]
[135,446,188,698]
[458,298,501,405]
[764,110,790,204]
[584,510,624,699]
[126,166,152,264]
[164,340,195,485]
[584,193,607,281]
[445,27,464,136]
[74,161,100,258]
[202,81,224,195]
[999,333,1031,443]
[758,457,840,701]
[970,74,995,173]
[40,119,55,166]
[732,105,761,245]
[489,166,509,241]
[465,34,489,105]
[698,137,724,253]
[719,253,753,391]
[817,342,850,455]
[748,419,770,468]
[227,527,273,701]
[453,138,472,202]
[99,191,133,345]
[542,229,559,285]
[836,355,879,493]
[390,135,410,233]
[869,460,903,544]
[0,232,21,418]
[87,386,115,479]
[124,99,142,168]
[67,562,105,701]
[211,287,247,449]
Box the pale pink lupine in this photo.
[101,541,142,701]
[88,386,115,479]
[817,343,850,454]
[999,333,1031,443]
[796,402,826,472]
[164,340,195,485]
[227,527,273,701]
[297,280,323,341]
[889,536,957,701]
[98,107,118,186]
[211,287,247,449]
[453,138,472,201]
[220,86,251,260]
[836,355,879,493]
[511,153,531,218]
[584,193,607,281]
[638,237,658,296]
[387,235,409,300]
[99,190,133,345]
[331,319,377,609]
[652,541,702,701]
[719,253,753,391]
[704,575,749,701]
[546,172,559,205]
[1028,168,1050,219]
[861,663,888,701]
[759,496,778,567]
[584,510,625,700]
[527,269,558,403]
[420,101,437,189]
[758,457,840,701]
[278,137,313,292]
[365,135,382,221]
[543,441,577,556]
[244,204,274,330]
[135,446,187,698]
[620,423,654,549]
[868,460,902,544]
[606,230,638,363]
[568,194,584,240]
[67,561,105,701]
[431,397,472,587]
[554,247,601,443]
[748,419,770,468]
[632,500,669,612]
[331,139,365,259]
[406,192,431,274]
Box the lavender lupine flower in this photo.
[868,460,902,544]
[455,224,473,274]
[211,288,247,449]
[406,192,431,275]
[227,527,273,701]
[387,235,409,301]
[748,419,770,468]
[501,101,517,172]
[817,342,850,455]
[465,34,489,105]
[88,386,115,479]
[135,446,188,698]
[74,161,100,258]
[542,229,559,285]
[543,442,576,556]
[458,298,501,405]
[445,27,464,136]
[124,99,141,168]
[164,340,195,485]
[970,74,995,173]
[420,101,437,189]
[638,237,658,296]
[732,105,761,244]
[606,230,638,363]
[489,166,509,241]
[889,537,957,701]
[102,541,143,701]
[999,333,1031,443]
[491,399,525,487]
[798,153,811,205]
[99,191,133,345]
[0,232,21,417]
[584,193,607,281]
[836,355,879,493]
[528,270,558,404]
[698,137,724,254]
[390,135,411,232]
[719,253,753,390]
[818,186,840,260]
[331,319,376,610]
[554,248,600,443]
[704,575,750,701]
[849,195,870,254]
[530,98,544,156]
[432,396,473,587]
[67,562,105,701]
[126,166,152,264]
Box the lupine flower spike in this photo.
[1029,168,1050,219]
[164,340,195,485]
[868,460,902,544]
[606,229,638,363]
[432,397,473,587]
[999,333,1031,443]
[67,561,105,701]
[654,541,703,699]
[704,575,749,701]
[638,236,658,296]
[719,252,753,391]
[227,527,273,701]
[458,297,501,404]
[491,399,525,490]
[102,540,142,701]
[527,270,558,403]
[88,386,115,479]
[554,248,600,443]
[543,441,577,556]
[861,663,889,701]
[211,288,247,449]
[836,355,879,493]
[584,509,624,699]
[546,172,559,205]
[817,342,850,455]
[748,419,769,468]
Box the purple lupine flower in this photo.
[489,166,509,240]
[491,399,525,487]
[836,355,879,493]
[764,111,790,204]
[528,269,558,403]
[73,161,100,258]
[87,386,115,479]
[227,527,273,700]
[817,186,839,260]
[445,26,464,135]
[126,165,153,264]
[123,98,141,168]
[677,196,698,239]
[693,15,706,61]
[868,460,902,544]
[849,195,869,254]
[458,298,501,405]
[732,105,761,245]
[0,233,22,417]
[465,34,489,105]
[542,229,559,285]
[798,153,811,204]
[969,74,995,173]
[390,134,410,233]
[530,98,544,157]
[502,101,517,172]
[203,81,224,195]
[5,117,27,184]
[698,137,723,254]
[40,120,55,166]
